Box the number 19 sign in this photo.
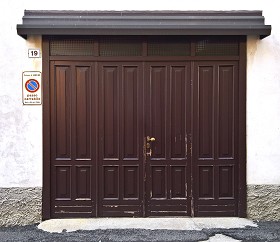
[22,71,42,105]
[28,49,40,58]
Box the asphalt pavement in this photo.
[0,221,279,241]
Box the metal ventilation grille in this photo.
[148,41,190,56]
[50,39,95,56]
[99,37,142,56]
[195,37,239,56]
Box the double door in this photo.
[49,60,239,217]
[98,62,191,216]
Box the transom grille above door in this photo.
[50,39,95,56]
[49,36,239,57]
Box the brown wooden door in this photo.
[144,62,191,216]
[48,59,239,218]
[98,62,191,216]
[50,61,97,217]
[98,62,145,216]
[193,61,239,216]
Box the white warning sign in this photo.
[22,71,42,105]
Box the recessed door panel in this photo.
[171,67,187,159]
[219,165,234,198]
[102,66,119,160]
[198,66,214,160]
[198,166,214,199]
[103,166,119,199]
[151,166,167,199]
[123,66,139,159]
[76,166,91,199]
[75,67,91,159]
[150,66,167,159]
[171,166,186,198]
[55,166,71,200]
[218,65,235,159]
[123,166,139,199]
[54,65,71,159]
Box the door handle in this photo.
[146,136,155,157]
[147,136,156,142]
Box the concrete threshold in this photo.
[38,217,257,233]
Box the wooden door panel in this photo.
[98,63,144,217]
[103,166,119,199]
[50,61,95,218]
[171,66,187,159]
[55,166,71,200]
[171,166,187,198]
[218,165,234,198]
[198,65,214,160]
[198,166,214,199]
[151,166,167,199]
[76,166,91,199]
[102,66,119,159]
[123,66,139,159]
[75,66,91,159]
[145,63,191,216]
[54,65,71,159]
[123,166,139,199]
[150,66,167,159]
[218,66,235,159]
[193,61,238,216]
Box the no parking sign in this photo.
[22,71,42,105]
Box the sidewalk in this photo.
[0,218,279,241]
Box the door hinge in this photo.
[185,183,188,197]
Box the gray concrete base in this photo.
[38,218,257,233]
[0,187,42,227]
[247,184,280,221]
[0,185,279,226]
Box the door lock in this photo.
[146,149,152,157]
[145,136,156,157]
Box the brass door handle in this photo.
[147,136,156,142]
[145,136,155,157]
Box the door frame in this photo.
[42,36,247,220]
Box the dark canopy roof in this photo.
[17,10,271,39]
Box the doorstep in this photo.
[38,217,257,233]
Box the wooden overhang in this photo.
[17,10,271,39]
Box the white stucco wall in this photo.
[0,0,280,187]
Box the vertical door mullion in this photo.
[71,63,77,203]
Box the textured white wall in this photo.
[0,0,279,186]
[247,19,280,184]
[0,1,42,187]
